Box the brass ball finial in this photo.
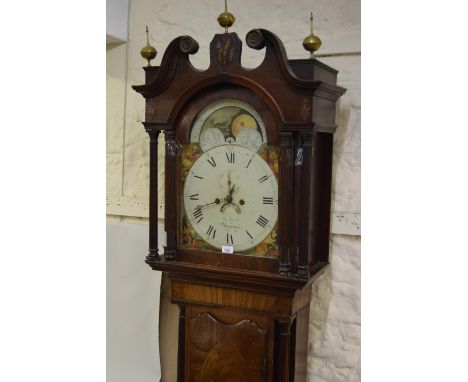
[140,26,157,66]
[217,0,235,33]
[303,12,322,59]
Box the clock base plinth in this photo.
[152,260,327,382]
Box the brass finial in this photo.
[303,12,322,59]
[140,26,157,66]
[217,0,235,33]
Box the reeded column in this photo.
[147,129,160,262]
[164,130,179,260]
[279,132,294,275]
[296,131,314,278]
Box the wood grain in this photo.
[133,28,346,381]
[186,311,269,381]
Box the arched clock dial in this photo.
[190,98,267,152]
[183,144,278,252]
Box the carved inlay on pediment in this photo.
[209,32,242,70]
[216,35,234,65]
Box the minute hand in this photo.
[227,184,236,199]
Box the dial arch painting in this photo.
[190,98,267,152]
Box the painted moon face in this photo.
[235,128,263,152]
[199,127,226,152]
[231,114,257,137]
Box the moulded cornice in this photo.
[132,29,345,102]
[132,35,200,99]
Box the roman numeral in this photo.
[246,230,253,239]
[258,175,269,183]
[226,233,233,245]
[263,197,274,204]
[193,208,203,223]
[256,215,269,228]
[226,152,235,164]
[206,225,216,239]
[193,175,204,179]
[189,194,199,200]
[245,158,252,168]
[207,157,216,167]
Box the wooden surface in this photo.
[185,309,271,382]
[133,28,345,381]
[133,29,345,278]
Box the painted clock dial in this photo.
[181,99,279,256]
[183,144,278,251]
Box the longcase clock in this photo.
[133,9,345,381]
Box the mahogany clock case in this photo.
[133,29,346,382]
[133,30,345,282]
[176,86,280,268]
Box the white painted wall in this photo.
[106,220,163,382]
[106,0,129,43]
[107,0,360,381]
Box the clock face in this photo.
[183,144,278,251]
[180,99,279,257]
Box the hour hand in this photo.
[196,198,222,209]
[225,184,236,203]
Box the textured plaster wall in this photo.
[107,0,360,381]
